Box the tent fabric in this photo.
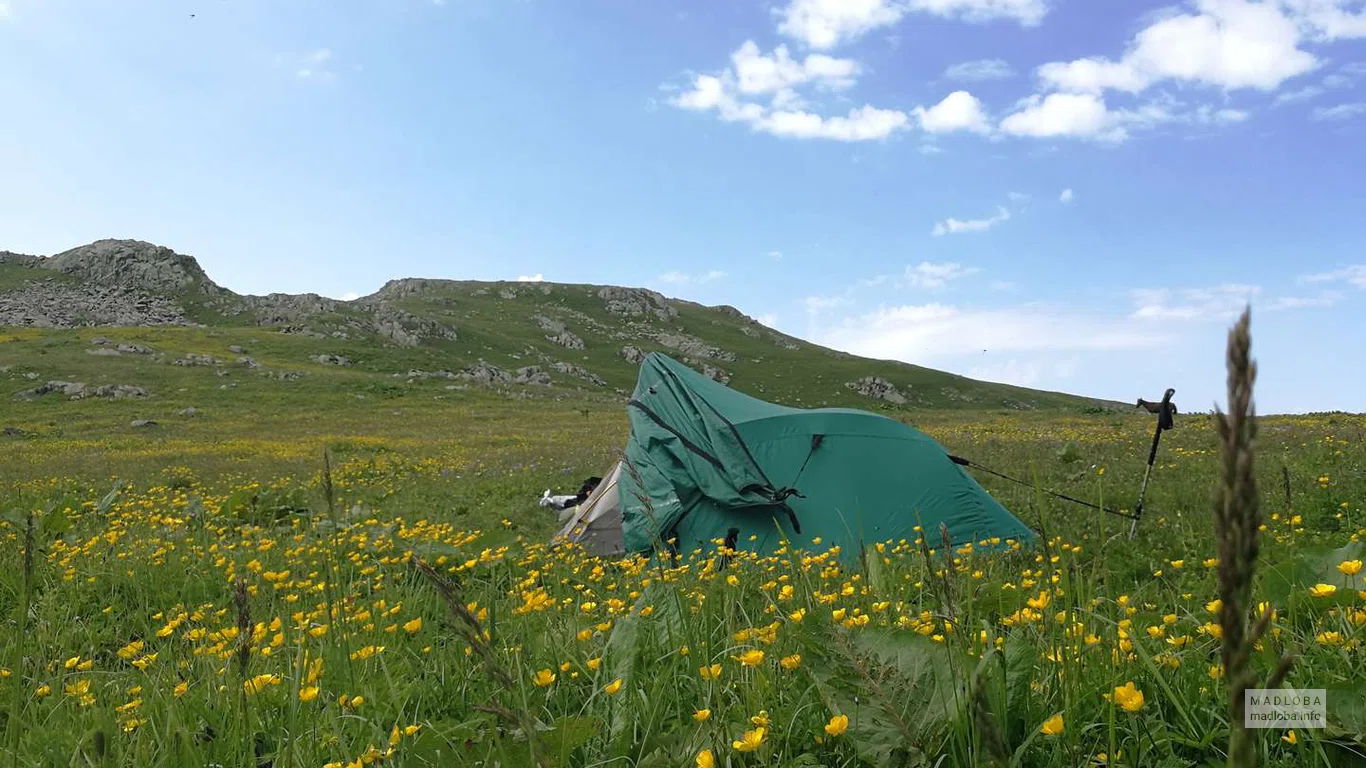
[554,461,627,557]
[561,352,1035,560]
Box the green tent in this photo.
[554,353,1035,560]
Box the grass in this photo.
[1,308,1365,766]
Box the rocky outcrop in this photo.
[0,280,190,327]
[846,376,908,405]
[620,345,645,364]
[242,293,341,327]
[173,353,222,367]
[310,354,351,366]
[550,362,606,386]
[456,361,511,385]
[15,381,149,400]
[370,304,457,347]
[514,366,551,385]
[547,331,584,350]
[118,343,154,354]
[657,333,735,362]
[42,240,223,295]
[598,286,677,320]
[698,363,730,384]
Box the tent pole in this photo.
[1128,387,1176,539]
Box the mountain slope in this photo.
[0,239,1126,412]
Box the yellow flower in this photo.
[1108,681,1145,712]
[1338,560,1363,576]
[173,681,189,697]
[1041,713,1064,736]
[1206,599,1223,614]
[586,657,602,672]
[780,653,802,671]
[733,649,764,667]
[403,617,422,634]
[1308,583,1338,598]
[532,669,556,687]
[693,708,712,722]
[1316,631,1344,646]
[1169,560,1184,569]
[1283,730,1298,745]
[788,608,806,622]
[35,684,51,698]
[699,664,722,680]
[696,749,715,768]
[243,674,281,695]
[299,685,320,702]
[824,714,849,737]
[604,678,623,695]
[732,726,766,752]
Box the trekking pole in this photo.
[1129,387,1176,539]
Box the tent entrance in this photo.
[552,460,626,557]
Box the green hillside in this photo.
[1,240,1125,445]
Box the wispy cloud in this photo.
[931,206,1010,236]
[906,261,979,288]
[340,291,361,301]
[1130,284,1262,321]
[296,48,335,81]
[767,250,784,260]
[1312,102,1366,120]
[516,273,544,282]
[1301,265,1366,289]
[1059,188,1074,203]
[944,58,1015,82]
[659,269,727,284]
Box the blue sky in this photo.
[1,0,1364,414]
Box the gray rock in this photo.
[86,348,122,357]
[172,353,221,367]
[130,419,158,428]
[845,376,907,405]
[310,354,351,366]
[90,336,111,346]
[236,356,262,369]
[620,345,645,364]
[17,381,147,400]
[514,366,552,385]
[547,331,584,350]
[550,361,606,386]
[498,289,518,300]
[597,286,677,320]
[178,407,198,417]
[699,363,731,384]
[228,344,246,354]
[455,361,511,385]
[116,343,153,354]
[0,279,190,328]
[657,333,735,362]
[532,314,565,334]
[42,239,222,294]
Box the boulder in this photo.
[172,353,221,367]
[547,331,585,350]
[656,333,735,362]
[620,345,645,364]
[310,354,351,366]
[178,407,198,417]
[455,361,511,385]
[130,419,158,428]
[514,366,552,385]
[228,344,246,354]
[550,362,607,386]
[117,343,153,354]
[845,376,908,405]
[86,348,122,357]
[597,286,677,320]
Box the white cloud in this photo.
[669,43,911,142]
[755,313,780,328]
[340,291,361,301]
[730,40,861,99]
[658,270,728,285]
[516,274,545,282]
[1130,283,1262,321]
[805,295,848,315]
[297,48,336,80]
[919,144,945,155]
[1275,84,1326,104]
[774,0,1047,50]
[932,206,1010,236]
[1059,188,1074,203]
[968,356,1081,387]
[1301,264,1366,288]
[757,105,912,140]
[767,250,784,260]
[999,93,1132,141]
[944,58,1015,81]
[1267,293,1342,310]
[1035,0,1320,96]
[1312,101,1366,119]
[813,303,1168,364]
[906,261,980,288]
[1281,0,1366,41]
[915,90,991,133]
[0,3,10,20]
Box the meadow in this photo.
[2,337,1365,767]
